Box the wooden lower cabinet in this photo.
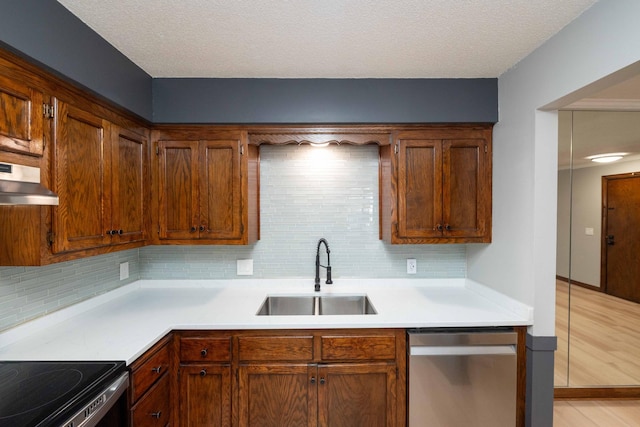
[179,364,232,427]
[318,363,396,427]
[175,329,405,427]
[238,364,317,427]
[130,334,173,427]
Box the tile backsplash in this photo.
[0,250,138,332]
[0,144,466,331]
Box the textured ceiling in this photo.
[56,0,597,78]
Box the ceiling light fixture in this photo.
[586,152,628,163]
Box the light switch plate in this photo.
[120,262,129,280]
[237,259,253,275]
[585,227,594,236]
[407,258,417,274]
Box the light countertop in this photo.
[0,279,532,365]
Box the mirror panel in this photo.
[557,110,640,387]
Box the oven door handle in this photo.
[60,371,130,427]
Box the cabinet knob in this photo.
[201,348,208,357]
[190,226,197,232]
[444,224,451,231]
[200,369,207,377]
[118,229,124,235]
[310,377,316,384]
[106,229,114,235]
[199,225,205,232]
[436,224,443,231]
[320,377,326,385]
[151,366,162,374]
[150,411,162,419]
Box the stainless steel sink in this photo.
[256,295,377,316]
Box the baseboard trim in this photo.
[555,275,602,292]
[555,387,640,399]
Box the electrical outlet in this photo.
[119,262,129,280]
[237,259,253,275]
[407,258,417,274]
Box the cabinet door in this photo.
[179,364,232,427]
[200,139,242,240]
[318,363,396,427]
[0,74,44,156]
[52,99,112,252]
[442,138,489,238]
[396,137,442,238]
[111,127,146,243]
[158,140,200,239]
[238,364,317,427]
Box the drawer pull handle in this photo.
[151,411,162,419]
[151,366,162,374]
[200,369,207,377]
[201,349,208,357]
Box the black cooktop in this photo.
[0,361,125,427]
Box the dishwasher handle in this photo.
[410,345,516,356]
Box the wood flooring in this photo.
[555,281,640,386]
[554,400,640,426]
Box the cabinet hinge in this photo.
[47,232,54,246]
[484,144,488,153]
[240,144,245,155]
[394,143,399,155]
[156,146,159,155]
[43,103,55,119]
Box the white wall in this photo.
[467,0,640,336]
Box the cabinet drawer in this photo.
[180,336,231,362]
[131,344,170,403]
[321,335,396,361]
[238,336,314,361]
[131,374,170,427]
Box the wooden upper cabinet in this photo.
[200,140,242,240]
[52,99,112,252]
[154,128,259,245]
[52,98,148,253]
[381,126,492,244]
[158,140,199,240]
[111,127,147,244]
[0,73,44,156]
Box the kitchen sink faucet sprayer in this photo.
[315,238,333,291]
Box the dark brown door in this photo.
[602,173,640,303]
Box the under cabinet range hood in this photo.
[0,162,59,205]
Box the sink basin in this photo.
[256,295,377,316]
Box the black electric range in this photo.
[0,361,128,427]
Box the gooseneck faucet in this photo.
[315,238,333,291]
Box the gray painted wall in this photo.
[152,77,497,123]
[0,0,152,120]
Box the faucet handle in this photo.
[325,266,333,284]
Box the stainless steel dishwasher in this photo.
[408,329,517,427]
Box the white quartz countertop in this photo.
[0,279,532,365]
